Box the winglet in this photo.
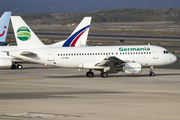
[0,11,11,43]
[11,16,46,49]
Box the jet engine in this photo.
[122,62,142,74]
[0,59,12,66]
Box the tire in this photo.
[149,72,155,76]
[11,65,17,69]
[86,72,94,77]
[101,72,108,78]
[17,65,23,69]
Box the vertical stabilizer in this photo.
[11,16,46,49]
[60,17,91,47]
[0,11,11,42]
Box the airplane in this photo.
[0,11,11,45]
[0,16,91,69]
[8,16,177,78]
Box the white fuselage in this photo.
[9,45,177,69]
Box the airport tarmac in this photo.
[0,64,180,120]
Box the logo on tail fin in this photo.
[0,26,6,37]
[17,26,31,41]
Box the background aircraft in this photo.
[8,16,177,78]
[0,11,11,45]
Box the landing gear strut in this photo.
[149,66,155,76]
[86,69,94,77]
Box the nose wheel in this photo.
[149,72,155,76]
[149,66,155,76]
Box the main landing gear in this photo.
[149,66,155,76]
[86,69,94,77]
[100,72,108,78]
[11,64,23,69]
[86,69,109,78]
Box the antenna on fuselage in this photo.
[148,43,151,46]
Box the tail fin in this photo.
[0,11,11,43]
[54,17,91,47]
[11,16,46,49]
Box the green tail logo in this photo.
[17,26,31,41]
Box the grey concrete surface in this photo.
[0,64,180,120]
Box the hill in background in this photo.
[20,8,180,25]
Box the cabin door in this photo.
[152,48,159,59]
[48,50,54,61]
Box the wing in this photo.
[96,56,133,67]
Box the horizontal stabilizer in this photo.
[20,51,40,59]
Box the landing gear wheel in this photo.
[100,72,108,78]
[86,72,94,77]
[17,64,23,69]
[149,72,155,76]
[11,64,17,69]
[149,66,155,76]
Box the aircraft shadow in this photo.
[46,73,180,79]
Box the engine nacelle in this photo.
[122,63,142,74]
[0,59,12,67]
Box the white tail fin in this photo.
[0,11,11,42]
[53,17,92,47]
[11,16,46,49]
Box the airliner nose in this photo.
[170,54,177,64]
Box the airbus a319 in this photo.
[8,16,177,78]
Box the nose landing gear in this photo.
[149,66,155,76]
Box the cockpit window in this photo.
[163,50,169,54]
